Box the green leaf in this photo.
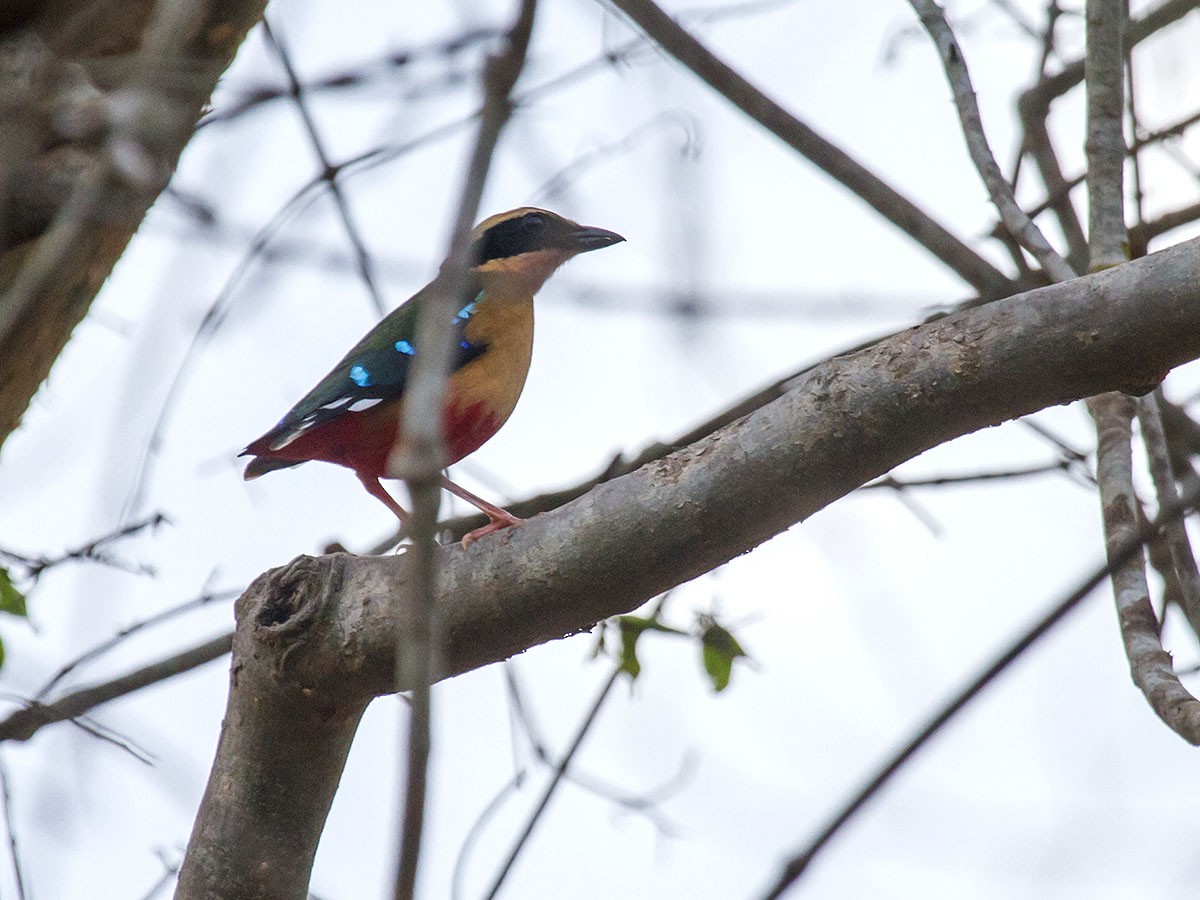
[616,616,648,681]
[699,619,750,693]
[0,568,27,618]
[614,616,685,682]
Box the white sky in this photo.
[2,0,1200,898]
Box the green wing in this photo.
[262,278,486,451]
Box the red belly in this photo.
[252,398,502,477]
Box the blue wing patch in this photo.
[266,290,491,451]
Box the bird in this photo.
[240,207,625,543]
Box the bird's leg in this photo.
[442,476,523,544]
[357,472,410,522]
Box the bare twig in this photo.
[1020,0,1199,113]
[389,5,538,899]
[862,460,1074,490]
[482,592,672,900]
[133,850,180,900]
[451,775,526,900]
[0,512,166,585]
[201,28,501,126]
[1137,396,1200,637]
[36,585,237,698]
[1091,395,1200,740]
[1130,200,1200,254]
[0,756,27,900]
[756,473,1200,898]
[261,18,386,316]
[602,0,1017,299]
[502,657,686,821]
[908,0,1075,283]
[482,666,623,899]
[0,633,232,743]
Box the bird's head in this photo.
[468,207,625,292]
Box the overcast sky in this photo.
[3,1,1200,898]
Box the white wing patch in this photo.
[267,394,384,451]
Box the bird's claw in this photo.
[461,513,524,547]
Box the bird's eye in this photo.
[523,214,544,230]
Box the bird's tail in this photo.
[242,454,305,480]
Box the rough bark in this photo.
[177,236,1200,899]
[0,0,268,452]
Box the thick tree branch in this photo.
[178,237,1200,899]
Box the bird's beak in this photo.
[569,225,625,252]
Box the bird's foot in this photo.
[462,510,524,547]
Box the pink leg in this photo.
[357,472,409,522]
[442,476,522,544]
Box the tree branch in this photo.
[177,236,1200,899]
[602,0,1017,300]
[758,470,1200,898]
[1089,394,1200,741]
[0,632,232,743]
[909,0,1075,283]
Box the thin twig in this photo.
[0,512,167,584]
[390,5,538,899]
[1017,0,1197,129]
[0,756,28,900]
[482,592,672,900]
[36,585,237,698]
[132,849,180,900]
[1090,395,1200,742]
[450,774,525,900]
[68,714,155,765]
[908,0,1075,283]
[262,18,386,316]
[1137,395,1200,637]
[862,460,1073,490]
[756,474,1200,899]
[201,28,501,126]
[0,633,232,743]
[502,659,685,822]
[602,0,1016,299]
[482,666,624,900]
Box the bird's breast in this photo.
[382,290,535,474]
[440,295,534,464]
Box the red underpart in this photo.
[245,398,502,478]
